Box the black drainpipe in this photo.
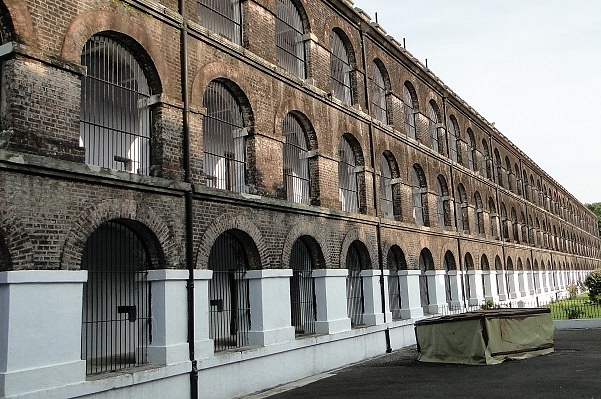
[359,27,392,353]
[178,1,198,398]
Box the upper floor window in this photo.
[474,191,484,235]
[411,164,429,226]
[283,113,310,204]
[197,0,242,45]
[370,61,388,124]
[203,80,247,193]
[330,29,352,104]
[436,175,452,229]
[80,35,153,174]
[403,83,417,139]
[339,137,359,212]
[276,0,306,78]
[481,139,492,180]
[494,149,503,187]
[428,101,440,152]
[448,116,460,163]
[456,184,469,234]
[466,129,476,171]
[379,154,394,219]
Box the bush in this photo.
[564,306,585,319]
[566,283,579,299]
[481,300,500,310]
[584,269,601,304]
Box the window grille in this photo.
[283,114,310,204]
[418,252,430,308]
[197,0,242,45]
[443,255,453,304]
[370,62,387,124]
[436,176,451,228]
[81,221,150,375]
[387,250,402,320]
[411,166,427,226]
[289,240,316,336]
[448,118,459,163]
[346,244,364,327]
[474,192,484,234]
[428,103,439,152]
[276,0,306,78]
[456,185,469,233]
[403,85,416,139]
[80,35,152,174]
[208,232,250,352]
[203,81,246,193]
[330,30,352,104]
[489,199,498,238]
[379,155,394,219]
[338,138,358,213]
[482,140,492,179]
[467,129,476,171]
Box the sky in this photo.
[352,0,601,205]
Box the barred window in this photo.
[208,232,250,352]
[474,191,484,234]
[289,240,316,336]
[511,208,519,243]
[387,247,406,320]
[370,61,388,124]
[436,175,451,229]
[379,154,394,219]
[411,164,428,226]
[330,30,352,104]
[428,102,439,152]
[197,0,242,44]
[283,113,310,204]
[456,184,469,233]
[338,137,358,213]
[80,35,152,174]
[443,252,455,304]
[505,156,514,192]
[481,255,490,298]
[419,249,433,308]
[276,0,306,78]
[403,83,417,139]
[501,203,509,240]
[81,221,151,375]
[203,81,246,193]
[448,116,459,163]
[346,243,364,327]
[494,149,503,187]
[489,198,499,239]
[467,129,476,171]
[481,139,492,179]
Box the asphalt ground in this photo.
[252,328,601,399]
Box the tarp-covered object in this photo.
[415,308,554,365]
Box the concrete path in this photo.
[249,328,601,399]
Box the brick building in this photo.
[0,0,599,397]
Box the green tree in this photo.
[585,269,601,304]
[585,202,601,236]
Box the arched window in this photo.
[387,246,407,320]
[80,35,153,174]
[481,139,492,179]
[81,221,152,374]
[411,164,429,226]
[456,184,469,233]
[203,80,247,193]
[500,203,509,241]
[523,170,530,200]
[209,232,251,352]
[428,101,440,152]
[467,128,476,171]
[403,83,417,139]
[436,175,451,229]
[474,191,484,235]
[443,251,456,305]
[339,136,359,213]
[515,164,523,196]
[489,197,499,239]
[481,255,490,299]
[197,0,242,44]
[346,243,366,327]
[276,0,306,78]
[419,249,434,309]
[283,113,310,204]
[330,29,352,104]
[448,116,460,164]
[505,156,513,192]
[370,61,388,124]
[511,207,519,243]
[521,212,528,244]
[289,239,316,336]
[494,149,503,187]
[463,253,474,304]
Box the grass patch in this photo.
[545,294,601,319]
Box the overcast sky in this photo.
[352,0,601,205]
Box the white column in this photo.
[508,271,519,299]
[147,270,191,365]
[313,269,351,334]
[447,270,464,310]
[398,269,423,319]
[193,269,214,359]
[484,270,499,303]
[496,271,508,302]
[0,270,87,398]
[468,270,485,306]
[528,270,536,295]
[425,270,447,314]
[246,269,296,346]
[360,269,389,326]
[518,271,528,297]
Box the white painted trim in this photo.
[194,269,213,280]
[0,270,87,284]
[313,269,348,278]
[246,269,293,279]
[147,269,189,281]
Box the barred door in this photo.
[289,240,316,335]
[346,245,364,327]
[81,221,150,374]
[387,250,402,320]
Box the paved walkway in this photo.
[250,328,601,399]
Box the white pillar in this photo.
[246,269,296,346]
[360,269,389,326]
[398,270,423,319]
[484,270,499,303]
[147,269,191,365]
[447,270,465,310]
[0,270,87,398]
[468,270,485,306]
[518,271,528,297]
[508,271,519,299]
[496,271,508,302]
[425,270,447,314]
[193,269,214,359]
[313,269,351,334]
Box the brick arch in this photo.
[60,199,178,270]
[1,0,38,47]
[275,99,318,150]
[326,25,358,68]
[339,228,377,270]
[195,213,269,270]
[60,10,170,93]
[0,203,34,270]
[280,221,331,270]
[383,244,408,270]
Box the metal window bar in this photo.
[379,155,394,219]
[403,85,416,139]
[197,0,242,45]
[289,240,316,336]
[338,139,359,213]
[370,63,387,123]
[346,245,364,327]
[428,103,438,151]
[448,120,458,162]
[330,31,352,104]
[203,81,246,193]
[81,221,150,375]
[411,169,424,226]
[80,35,152,175]
[276,0,306,79]
[283,114,310,204]
[208,232,250,352]
[419,273,429,308]
[387,251,402,320]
